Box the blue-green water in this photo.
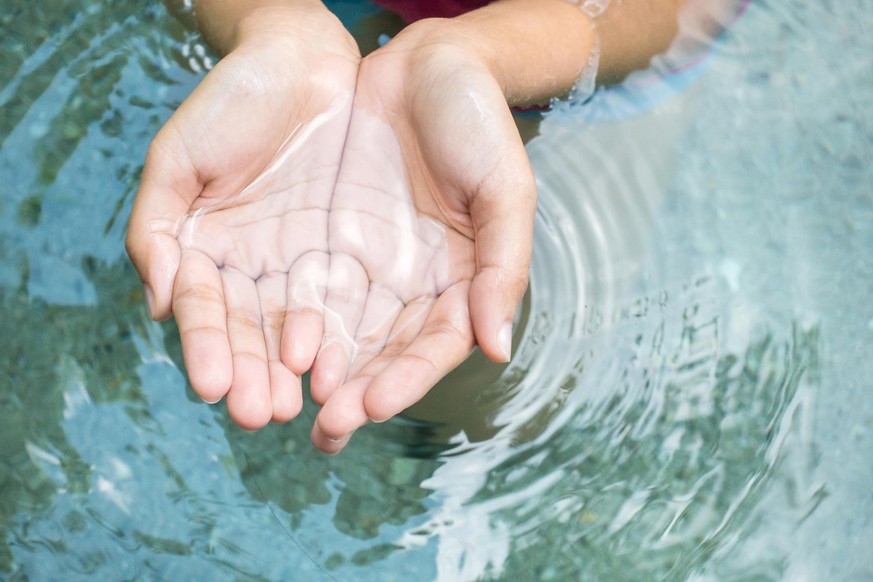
[1,1,871,580]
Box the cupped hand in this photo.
[309,23,537,452]
[125,9,360,429]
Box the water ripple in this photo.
[406,69,822,580]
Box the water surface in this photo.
[1,1,871,580]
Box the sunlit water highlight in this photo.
[1,1,871,581]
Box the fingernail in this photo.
[143,284,156,319]
[327,434,349,444]
[498,321,512,362]
[202,397,221,405]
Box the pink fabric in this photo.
[373,0,491,22]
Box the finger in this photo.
[173,249,233,403]
[468,144,536,363]
[347,283,405,376]
[125,133,202,320]
[281,250,328,375]
[313,292,440,447]
[310,253,368,405]
[311,376,371,454]
[350,293,434,378]
[362,282,473,422]
[222,268,272,430]
[312,294,442,452]
[257,272,303,423]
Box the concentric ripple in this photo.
[391,22,824,579]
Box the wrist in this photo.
[198,1,358,61]
[376,18,499,91]
[384,0,596,106]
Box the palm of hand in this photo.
[310,110,476,431]
[178,104,349,428]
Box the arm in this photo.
[193,0,355,56]
[404,0,690,105]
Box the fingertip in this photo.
[190,371,232,406]
[225,359,273,431]
[309,342,349,405]
[310,422,350,455]
[227,397,273,431]
[183,332,233,404]
[312,376,371,452]
[150,235,182,320]
[131,258,173,322]
[362,382,402,424]
[362,396,392,424]
[315,397,365,439]
[269,362,303,423]
[474,318,514,364]
[283,341,315,376]
[280,309,323,375]
[272,397,303,424]
[309,366,341,407]
[131,233,180,322]
[143,284,157,320]
[126,195,180,320]
[312,412,355,454]
[469,268,524,363]
[497,320,512,362]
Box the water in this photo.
[1,1,872,580]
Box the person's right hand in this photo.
[307,19,540,453]
[125,5,360,429]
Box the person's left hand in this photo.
[308,21,538,453]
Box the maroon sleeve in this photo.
[372,0,491,22]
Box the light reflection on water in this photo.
[1,0,871,581]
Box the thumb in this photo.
[125,138,201,320]
[467,147,536,363]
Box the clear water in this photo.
[1,1,871,580]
